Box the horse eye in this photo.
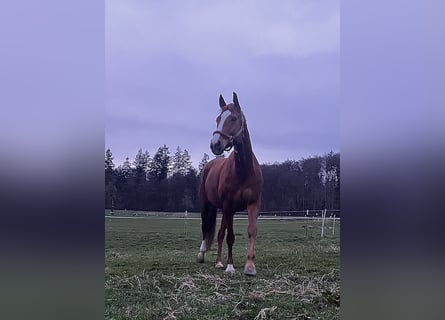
[231,116,237,122]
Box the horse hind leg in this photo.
[197,217,206,263]
[197,204,209,263]
[197,203,217,263]
[215,213,226,269]
[197,243,206,263]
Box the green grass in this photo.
[105,213,340,319]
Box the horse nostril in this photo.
[210,140,223,155]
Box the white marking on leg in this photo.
[199,240,206,252]
[197,251,205,262]
[215,261,224,268]
[197,240,206,262]
[225,264,235,273]
[211,110,231,144]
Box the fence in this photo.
[106,208,340,237]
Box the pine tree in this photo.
[118,157,133,179]
[149,145,171,181]
[114,157,135,210]
[172,146,184,176]
[198,153,210,176]
[172,147,193,176]
[134,148,150,173]
[105,148,115,172]
[131,148,150,209]
[181,149,193,176]
[105,148,116,210]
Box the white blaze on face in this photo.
[211,110,232,145]
[199,240,206,252]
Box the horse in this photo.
[197,92,263,276]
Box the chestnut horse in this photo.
[197,92,263,276]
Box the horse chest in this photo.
[219,184,255,210]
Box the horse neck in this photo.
[233,116,254,176]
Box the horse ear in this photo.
[219,94,226,108]
[233,92,241,111]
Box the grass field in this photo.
[105,212,340,319]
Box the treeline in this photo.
[105,146,340,213]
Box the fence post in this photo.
[332,214,336,236]
[184,210,188,236]
[321,209,326,237]
[305,209,309,238]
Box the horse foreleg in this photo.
[215,216,226,268]
[244,202,259,276]
[225,213,235,274]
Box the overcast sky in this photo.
[105,0,339,168]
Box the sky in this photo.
[105,0,339,168]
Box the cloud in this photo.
[105,0,339,166]
[106,0,339,63]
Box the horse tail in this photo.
[199,163,217,251]
[202,205,217,251]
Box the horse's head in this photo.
[210,92,245,155]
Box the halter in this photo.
[212,114,245,151]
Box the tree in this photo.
[260,160,304,211]
[114,157,135,209]
[198,153,210,176]
[105,148,117,209]
[171,147,193,176]
[132,148,151,210]
[118,157,133,179]
[181,149,193,175]
[323,151,340,210]
[104,145,340,213]
[302,156,323,210]
[105,148,115,172]
[260,163,281,211]
[172,146,182,176]
[149,145,171,181]
[134,148,150,174]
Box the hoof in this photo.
[244,266,257,276]
[215,261,224,269]
[225,264,235,274]
[197,252,205,263]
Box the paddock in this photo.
[105,211,340,319]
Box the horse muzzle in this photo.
[210,139,225,155]
[211,130,235,155]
